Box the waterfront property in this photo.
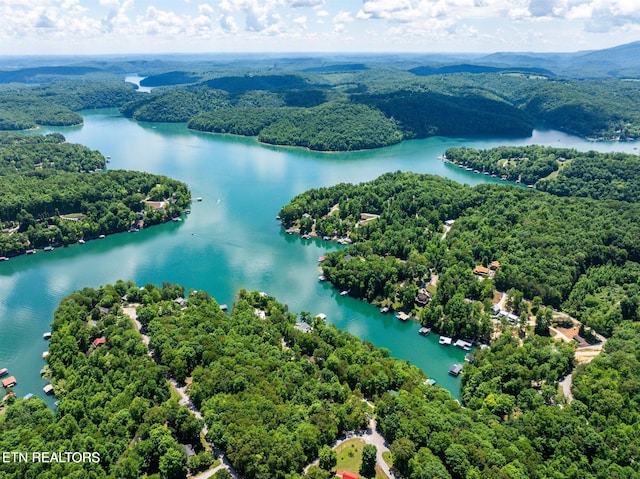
[454,339,473,351]
[0,368,7,377]
[449,364,463,376]
[419,327,431,336]
[439,336,453,345]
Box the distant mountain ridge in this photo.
[474,41,640,78]
[409,64,555,77]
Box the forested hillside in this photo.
[3,282,639,478]
[444,145,640,202]
[0,133,190,256]
[280,172,640,337]
[0,81,137,129]
[2,58,639,146]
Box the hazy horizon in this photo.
[1,1,639,57]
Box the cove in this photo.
[2,108,638,405]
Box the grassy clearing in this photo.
[334,438,387,479]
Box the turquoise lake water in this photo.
[1,108,638,404]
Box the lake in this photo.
[1,108,638,404]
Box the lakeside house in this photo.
[396,311,410,321]
[473,264,490,276]
[449,364,463,376]
[43,384,54,395]
[418,327,431,336]
[415,290,431,306]
[294,321,313,334]
[495,309,519,324]
[439,336,452,345]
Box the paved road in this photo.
[122,305,234,478]
[559,373,574,403]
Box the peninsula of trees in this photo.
[0,81,138,130]
[0,132,190,257]
[279,171,640,338]
[443,145,640,202]
[2,281,639,479]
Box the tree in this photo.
[390,437,415,476]
[506,288,524,314]
[318,445,337,471]
[360,444,377,478]
[535,308,552,336]
[213,469,232,479]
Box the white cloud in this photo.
[293,15,308,25]
[219,13,239,32]
[333,11,354,23]
[198,3,215,17]
[286,0,324,7]
[316,9,329,16]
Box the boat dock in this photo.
[453,339,473,351]
[2,376,17,388]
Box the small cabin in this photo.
[43,384,54,395]
[92,337,106,347]
[473,265,490,276]
[294,321,313,334]
[449,364,463,376]
[439,336,452,345]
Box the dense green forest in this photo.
[280,172,640,337]
[2,61,639,146]
[352,89,533,138]
[444,145,640,201]
[0,133,190,256]
[3,282,640,478]
[0,81,138,129]
[118,69,640,149]
[0,282,209,479]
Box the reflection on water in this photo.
[1,109,638,404]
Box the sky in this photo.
[0,0,639,56]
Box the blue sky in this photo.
[1,0,639,56]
